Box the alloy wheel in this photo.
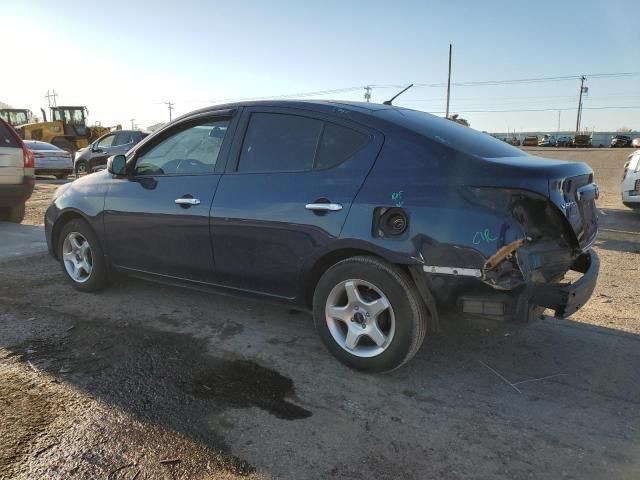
[325,279,396,358]
[62,231,93,283]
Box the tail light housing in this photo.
[2,119,34,169]
[22,145,35,168]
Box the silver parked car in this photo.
[0,118,34,223]
[24,140,74,179]
[74,130,147,175]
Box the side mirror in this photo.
[107,154,127,176]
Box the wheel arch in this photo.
[51,209,93,260]
[301,245,416,309]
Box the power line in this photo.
[209,71,640,105]
[426,105,640,114]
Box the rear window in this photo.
[0,121,20,148]
[377,108,527,158]
[238,113,323,172]
[24,141,62,151]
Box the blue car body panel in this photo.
[45,100,599,321]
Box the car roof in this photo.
[179,99,399,119]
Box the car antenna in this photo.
[383,84,414,106]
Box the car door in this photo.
[89,133,117,170]
[104,111,237,282]
[210,108,383,299]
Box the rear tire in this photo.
[57,218,108,292]
[0,203,26,223]
[313,256,428,373]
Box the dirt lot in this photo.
[2,149,639,479]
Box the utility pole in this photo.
[364,85,372,103]
[164,101,175,121]
[45,89,58,108]
[576,76,586,133]
[557,110,561,135]
[130,118,135,129]
[445,44,452,119]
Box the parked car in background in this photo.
[505,137,520,146]
[74,130,147,175]
[45,100,600,372]
[24,140,73,179]
[556,135,574,147]
[632,138,640,148]
[574,134,592,148]
[522,136,538,146]
[0,118,34,223]
[538,134,557,147]
[622,150,640,211]
[610,135,632,148]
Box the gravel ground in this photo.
[2,151,639,479]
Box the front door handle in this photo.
[175,197,201,206]
[305,203,342,212]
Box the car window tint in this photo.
[114,132,133,146]
[237,113,322,172]
[97,135,115,148]
[25,141,62,151]
[378,108,527,158]
[315,123,369,169]
[134,120,229,176]
[0,121,20,148]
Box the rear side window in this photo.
[0,121,20,148]
[315,123,369,169]
[237,113,370,172]
[115,132,133,146]
[238,113,323,172]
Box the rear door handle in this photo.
[305,203,342,212]
[175,197,201,206]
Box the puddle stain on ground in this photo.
[186,359,311,420]
[8,323,310,422]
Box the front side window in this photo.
[237,113,323,172]
[96,134,115,149]
[134,119,229,176]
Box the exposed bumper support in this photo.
[529,249,600,318]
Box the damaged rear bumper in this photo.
[420,249,600,323]
[528,249,599,318]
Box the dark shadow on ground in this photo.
[595,207,640,254]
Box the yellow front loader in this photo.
[17,106,116,154]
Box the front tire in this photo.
[313,256,428,373]
[57,218,108,292]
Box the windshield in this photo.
[0,110,28,126]
[53,108,85,125]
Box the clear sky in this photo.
[3,0,638,132]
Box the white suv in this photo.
[622,150,640,211]
[0,118,35,223]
